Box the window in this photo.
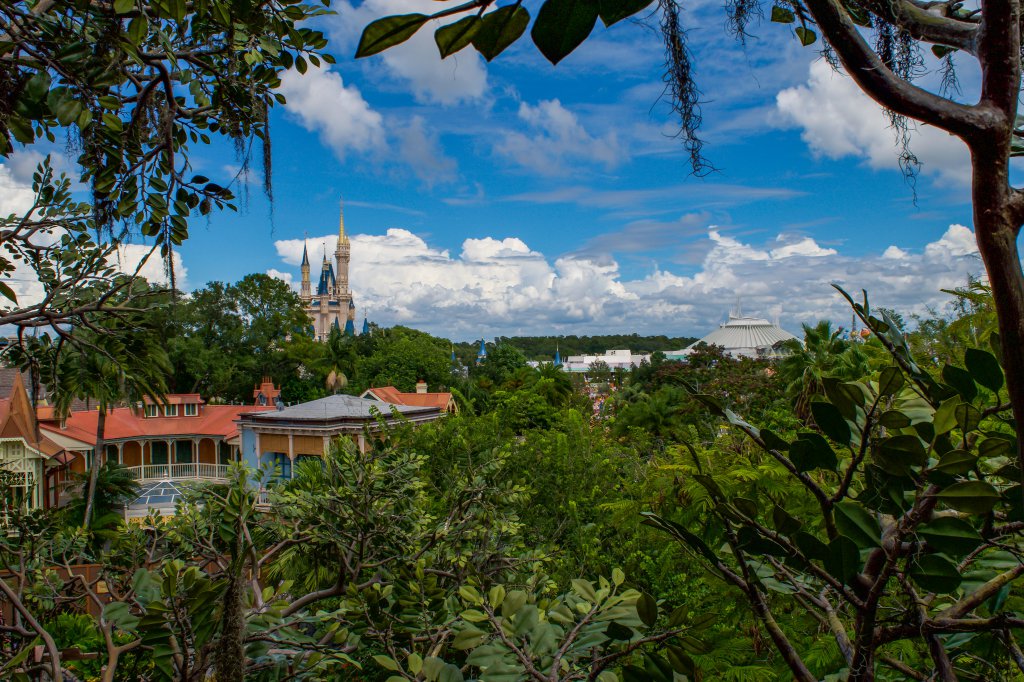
[184,403,198,416]
[144,405,158,418]
[163,405,178,417]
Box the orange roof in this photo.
[142,394,204,406]
[363,386,455,411]
[43,404,276,446]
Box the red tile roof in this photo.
[362,386,455,411]
[42,404,276,445]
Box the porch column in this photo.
[357,434,366,453]
[254,432,261,465]
[166,439,172,470]
[116,442,123,464]
[287,434,295,479]
[322,436,329,456]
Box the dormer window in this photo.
[144,405,158,418]
[163,405,178,417]
[184,403,198,417]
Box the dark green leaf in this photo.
[965,347,1003,393]
[834,500,882,548]
[878,366,904,396]
[932,450,976,476]
[910,554,962,594]
[472,5,530,61]
[875,434,927,475]
[790,432,838,472]
[605,621,634,641]
[598,0,655,25]
[355,14,429,58]
[636,592,657,626]
[811,401,851,444]
[761,428,789,451]
[954,402,982,433]
[879,410,911,429]
[794,531,829,561]
[770,5,795,22]
[532,0,599,65]
[942,364,977,402]
[824,536,861,584]
[772,504,802,535]
[666,646,695,676]
[114,0,134,14]
[794,26,816,45]
[918,517,982,558]
[435,16,481,58]
[937,481,1001,514]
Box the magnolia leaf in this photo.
[932,449,976,476]
[918,517,983,557]
[435,16,480,58]
[910,554,962,594]
[532,0,600,65]
[373,655,402,672]
[942,364,977,402]
[795,26,816,45]
[636,592,658,626]
[933,396,960,435]
[825,535,861,584]
[834,500,882,548]
[938,480,1001,514]
[811,400,851,444]
[472,5,530,61]
[878,366,904,397]
[355,14,429,58]
[965,347,1003,393]
[770,5,795,22]
[599,0,654,25]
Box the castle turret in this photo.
[335,199,350,295]
[300,241,311,302]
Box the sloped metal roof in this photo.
[688,316,797,355]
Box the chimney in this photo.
[416,380,427,394]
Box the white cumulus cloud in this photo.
[278,65,386,160]
[274,222,986,338]
[777,60,970,186]
[331,0,489,106]
[495,99,625,175]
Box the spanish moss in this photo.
[659,0,713,176]
[725,0,762,46]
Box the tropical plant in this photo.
[778,320,870,421]
[51,317,169,528]
[645,290,1024,681]
[62,461,139,541]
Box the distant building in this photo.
[300,201,360,341]
[42,390,276,518]
[237,393,445,479]
[668,315,796,360]
[563,349,651,373]
[362,383,458,414]
[0,370,75,522]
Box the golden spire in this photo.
[338,197,349,244]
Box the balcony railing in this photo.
[124,463,229,482]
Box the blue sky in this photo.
[0,1,995,340]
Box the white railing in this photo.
[124,463,229,482]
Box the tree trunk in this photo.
[83,404,106,529]
[969,138,1024,481]
[214,527,247,682]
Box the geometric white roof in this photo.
[684,315,797,358]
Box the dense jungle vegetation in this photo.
[4,280,1024,681]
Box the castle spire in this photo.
[301,240,309,267]
[338,197,349,244]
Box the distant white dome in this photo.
[683,315,797,359]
